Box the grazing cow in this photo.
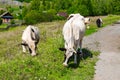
[21,25,40,56]
[96,18,103,28]
[59,13,90,66]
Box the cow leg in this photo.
[79,39,84,58]
[28,47,32,53]
[63,52,73,66]
[31,46,36,56]
[63,54,66,62]
[28,42,36,56]
[65,42,67,49]
[79,39,82,54]
[76,39,83,58]
[22,45,27,53]
[74,53,77,64]
[76,39,82,54]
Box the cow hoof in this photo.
[63,63,68,67]
[23,50,26,53]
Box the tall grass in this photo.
[0,15,119,80]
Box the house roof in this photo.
[0,12,13,19]
[57,12,68,18]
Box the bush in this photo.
[24,10,56,24]
[10,19,15,24]
[24,10,41,25]
[54,15,66,20]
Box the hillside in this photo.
[0,20,98,80]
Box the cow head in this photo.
[84,18,90,29]
[59,48,76,66]
[84,18,90,24]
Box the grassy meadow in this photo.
[0,15,120,80]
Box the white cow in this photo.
[21,25,40,56]
[59,13,90,66]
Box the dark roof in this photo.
[0,12,13,19]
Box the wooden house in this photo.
[57,12,68,18]
[0,12,13,23]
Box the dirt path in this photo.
[83,21,120,80]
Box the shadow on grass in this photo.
[68,48,93,68]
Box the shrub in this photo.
[24,10,41,25]
[10,19,15,24]
[54,15,66,20]
[24,10,56,24]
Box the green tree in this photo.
[112,0,120,14]
[30,0,41,11]
[21,0,120,24]
[24,10,41,24]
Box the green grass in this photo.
[0,24,8,28]
[0,15,119,80]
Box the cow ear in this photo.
[67,15,73,20]
[59,48,66,51]
[67,14,74,20]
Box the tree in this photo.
[112,0,120,14]
[30,0,41,11]
[21,0,120,24]
[24,10,41,24]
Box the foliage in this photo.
[6,6,14,13]
[3,0,120,24]
[0,18,2,25]
[0,10,5,15]
[112,0,120,14]
[24,9,55,24]
[10,19,15,24]
[20,0,120,24]
[24,10,41,24]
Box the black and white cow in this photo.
[96,18,103,28]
